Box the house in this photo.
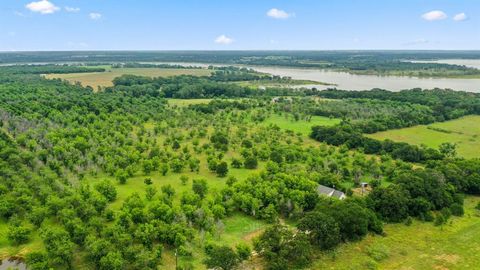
[317,185,346,200]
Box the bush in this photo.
[180,175,189,185]
[236,243,251,261]
[404,216,413,226]
[216,161,229,177]
[7,224,32,245]
[450,203,464,216]
[366,244,390,262]
[434,213,446,226]
[95,180,117,202]
[26,251,49,270]
[204,245,239,270]
[244,156,258,169]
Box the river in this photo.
[251,66,480,93]
[150,61,480,93]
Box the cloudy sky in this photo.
[0,0,478,51]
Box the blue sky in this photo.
[0,0,478,51]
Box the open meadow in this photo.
[314,196,480,270]
[367,115,480,159]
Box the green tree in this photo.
[244,156,258,169]
[26,251,49,270]
[100,251,124,270]
[216,161,229,177]
[192,179,208,199]
[7,224,32,245]
[41,228,74,267]
[95,180,117,202]
[204,245,240,270]
[254,224,312,270]
[439,142,457,158]
[298,211,341,250]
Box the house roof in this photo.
[317,184,346,199]
[317,185,335,196]
[332,190,346,199]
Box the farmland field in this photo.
[45,67,211,89]
[367,115,480,159]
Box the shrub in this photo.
[366,244,390,262]
[450,203,464,216]
[236,243,251,261]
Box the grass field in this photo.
[168,99,214,107]
[45,67,211,89]
[314,196,480,270]
[263,114,341,136]
[367,115,480,159]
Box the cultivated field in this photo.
[368,115,480,159]
[314,196,480,270]
[45,67,211,89]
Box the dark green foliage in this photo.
[367,169,459,222]
[216,161,229,177]
[204,245,240,270]
[236,243,252,261]
[41,228,75,267]
[298,211,341,250]
[95,180,118,202]
[7,224,32,245]
[26,251,50,270]
[254,224,313,270]
[244,155,258,169]
[316,199,383,241]
[367,186,410,222]
[192,179,208,199]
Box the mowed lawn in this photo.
[45,67,211,89]
[263,114,341,136]
[368,115,480,159]
[313,196,480,270]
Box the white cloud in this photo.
[65,6,80,13]
[267,8,293,19]
[421,10,447,21]
[215,35,234,45]
[89,13,102,20]
[453,13,467,21]
[26,0,60,14]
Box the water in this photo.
[251,66,480,93]
[153,61,480,93]
[0,258,27,270]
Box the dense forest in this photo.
[0,63,480,270]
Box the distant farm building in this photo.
[317,185,346,200]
